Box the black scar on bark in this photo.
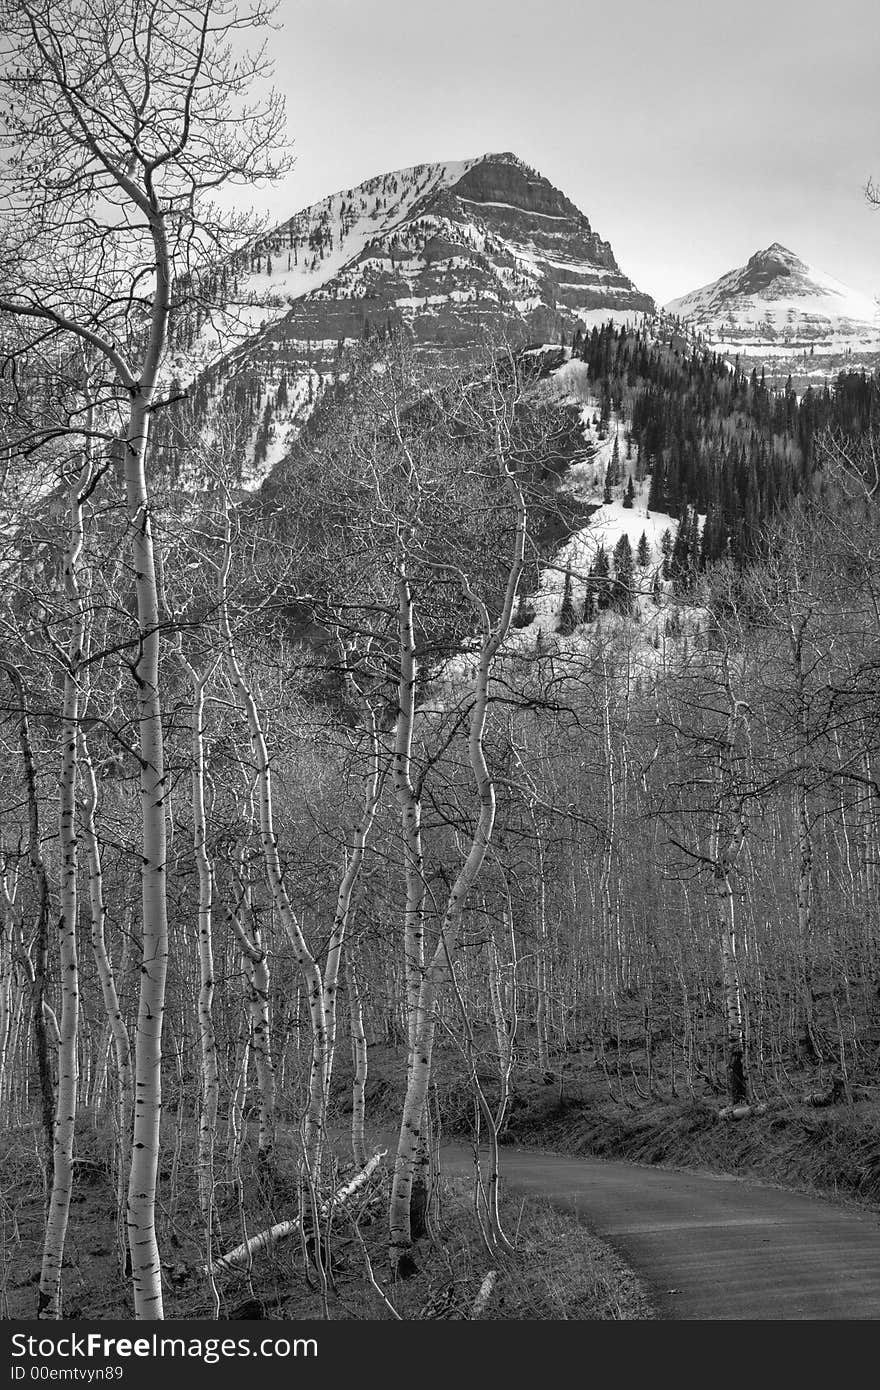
[409,1174,429,1240]
[728,1048,748,1105]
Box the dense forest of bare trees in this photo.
[1,0,879,1324]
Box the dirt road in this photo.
[439,1144,880,1319]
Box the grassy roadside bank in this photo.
[495,1087,880,1207]
[352,1050,880,1212]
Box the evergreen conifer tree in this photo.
[610,434,621,484]
[612,534,635,614]
[593,544,611,609]
[557,568,578,635]
[660,527,673,580]
[583,569,596,624]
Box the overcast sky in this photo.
[258,0,880,305]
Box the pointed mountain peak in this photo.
[747,243,805,274]
[665,242,879,356]
[474,150,529,167]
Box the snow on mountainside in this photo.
[169,156,485,379]
[665,244,880,356]
[167,152,654,487]
[426,354,688,707]
[240,149,653,344]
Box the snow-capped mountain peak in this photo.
[665,244,880,357]
[172,150,653,378]
[749,242,804,266]
[169,151,655,486]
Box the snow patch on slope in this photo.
[168,157,484,381]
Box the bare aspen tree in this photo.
[37,418,98,1317]
[226,878,276,1165]
[345,950,369,1168]
[745,534,829,1062]
[533,844,550,1075]
[177,652,220,1226]
[392,569,427,1057]
[218,509,328,1172]
[389,422,526,1271]
[703,654,753,1108]
[457,895,518,1254]
[0,862,19,1111]
[0,0,289,1316]
[323,647,383,1126]
[0,663,55,1180]
[0,872,30,1126]
[78,737,133,1273]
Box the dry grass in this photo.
[468,1195,653,1320]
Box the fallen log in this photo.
[209,1150,386,1274]
[717,1102,768,1121]
[471,1270,497,1318]
[802,1076,846,1107]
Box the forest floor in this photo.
[0,1115,653,1321]
[7,1031,879,1322]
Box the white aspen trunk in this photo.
[714,863,748,1104]
[392,568,426,1056]
[218,514,326,1171]
[863,754,880,911]
[599,653,618,1001]
[787,612,820,1059]
[390,564,431,1244]
[225,1028,249,1171]
[179,657,220,1225]
[532,827,550,1071]
[90,1031,109,1113]
[711,683,750,1108]
[0,868,17,1110]
[3,888,29,1124]
[124,389,170,1319]
[0,926,10,1110]
[322,680,381,1127]
[38,445,92,1318]
[1,664,55,1178]
[118,202,173,1320]
[345,951,368,1169]
[488,940,508,1075]
[42,1001,60,1049]
[795,780,820,1057]
[79,696,134,1274]
[476,906,518,1249]
[247,945,275,1160]
[389,440,525,1270]
[228,911,275,1162]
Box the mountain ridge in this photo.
[180,150,654,370]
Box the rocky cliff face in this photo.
[168,152,653,484]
